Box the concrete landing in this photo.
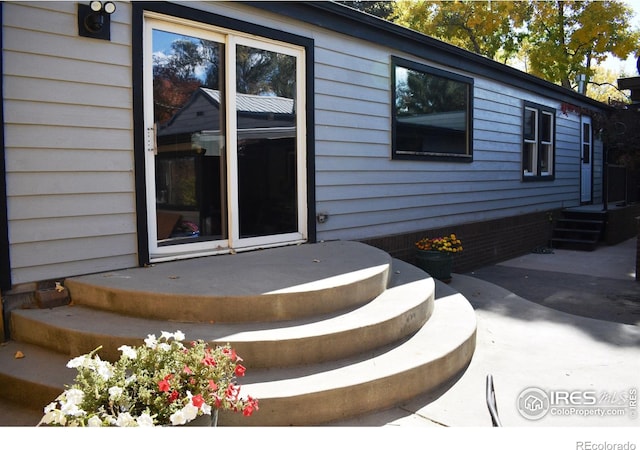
[64,241,392,322]
[332,238,640,428]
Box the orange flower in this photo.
[415,235,463,253]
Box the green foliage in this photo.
[396,67,466,114]
[392,0,530,61]
[526,1,640,92]
[386,0,640,98]
[338,1,396,19]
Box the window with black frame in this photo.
[522,101,555,180]
[392,57,473,161]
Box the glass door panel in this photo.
[145,16,307,261]
[152,29,227,247]
[235,44,298,239]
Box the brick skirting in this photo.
[360,210,557,274]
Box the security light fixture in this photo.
[78,1,116,41]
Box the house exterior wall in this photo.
[1,1,607,288]
[210,2,599,243]
[593,138,604,204]
[2,2,137,285]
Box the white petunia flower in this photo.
[173,330,186,341]
[39,408,67,426]
[64,389,84,406]
[160,331,173,341]
[144,334,157,349]
[66,354,89,369]
[170,409,187,426]
[115,412,137,427]
[60,401,85,418]
[182,404,199,422]
[87,415,103,427]
[108,386,124,401]
[118,345,137,359]
[43,401,57,414]
[157,343,171,352]
[93,358,114,380]
[136,413,155,427]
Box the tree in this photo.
[586,66,632,104]
[396,68,466,115]
[338,1,396,19]
[525,1,639,94]
[385,1,639,99]
[153,38,204,123]
[391,0,530,62]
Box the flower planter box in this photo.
[415,250,453,282]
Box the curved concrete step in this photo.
[0,288,475,426]
[0,241,476,426]
[10,260,434,369]
[64,241,391,323]
[0,340,74,413]
[220,291,477,426]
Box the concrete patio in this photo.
[1,238,638,431]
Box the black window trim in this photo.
[522,100,556,182]
[391,56,474,162]
[0,3,11,290]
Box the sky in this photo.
[603,0,640,76]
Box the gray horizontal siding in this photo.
[8,193,135,221]
[312,39,591,241]
[189,2,595,241]
[3,2,137,284]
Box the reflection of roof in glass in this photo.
[397,110,466,131]
[201,88,294,114]
[157,87,295,140]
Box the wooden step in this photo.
[550,237,599,251]
[552,209,606,251]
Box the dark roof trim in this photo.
[246,1,611,112]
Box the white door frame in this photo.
[143,13,307,263]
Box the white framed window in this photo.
[523,102,555,180]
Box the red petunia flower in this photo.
[225,383,240,401]
[158,373,174,392]
[242,396,259,416]
[235,364,246,377]
[202,354,216,367]
[191,394,205,408]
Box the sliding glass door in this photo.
[144,14,307,262]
